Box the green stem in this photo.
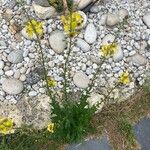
[22,7,53,100]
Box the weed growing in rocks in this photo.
[1,0,149,149]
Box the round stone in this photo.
[0,61,4,69]
[49,30,66,54]
[102,34,115,45]
[7,50,23,64]
[29,91,37,97]
[84,23,97,44]
[106,13,120,26]
[76,38,90,52]
[73,71,90,88]
[2,78,24,95]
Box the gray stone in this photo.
[0,61,4,69]
[84,23,97,44]
[74,0,92,9]
[102,34,115,45]
[33,4,56,19]
[26,66,44,85]
[106,13,120,27]
[29,91,37,97]
[118,9,129,20]
[143,13,150,28]
[73,71,90,88]
[76,38,90,52]
[33,0,50,7]
[129,54,147,66]
[7,50,23,64]
[49,30,66,54]
[113,45,123,62]
[2,79,23,95]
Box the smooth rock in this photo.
[33,4,56,19]
[84,23,97,44]
[49,30,66,54]
[102,34,115,45]
[76,38,90,52]
[118,9,129,20]
[74,0,92,9]
[29,91,37,97]
[143,13,150,28]
[99,14,107,25]
[5,70,14,76]
[106,13,120,26]
[33,0,50,7]
[7,50,23,64]
[130,54,147,66]
[0,61,4,69]
[2,79,23,95]
[73,71,90,88]
[113,45,123,61]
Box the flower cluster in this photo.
[100,42,118,57]
[119,71,130,84]
[61,12,83,37]
[0,117,14,135]
[25,19,44,38]
[47,77,57,87]
[47,123,54,133]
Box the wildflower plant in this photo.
[2,0,135,148]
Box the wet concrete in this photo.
[134,117,150,150]
[66,135,111,150]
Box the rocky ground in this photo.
[0,0,150,128]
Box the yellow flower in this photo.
[61,12,83,37]
[100,42,118,57]
[47,77,57,87]
[119,71,130,84]
[0,117,14,135]
[25,19,44,38]
[47,123,54,133]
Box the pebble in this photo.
[102,34,115,45]
[5,70,14,76]
[2,79,24,95]
[33,4,56,19]
[84,23,97,44]
[29,91,38,97]
[73,71,90,88]
[0,61,4,69]
[7,50,23,64]
[76,38,90,52]
[75,0,92,9]
[49,30,66,54]
[129,54,147,66]
[113,45,124,62]
[143,13,150,28]
[106,13,120,26]
[118,9,129,20]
